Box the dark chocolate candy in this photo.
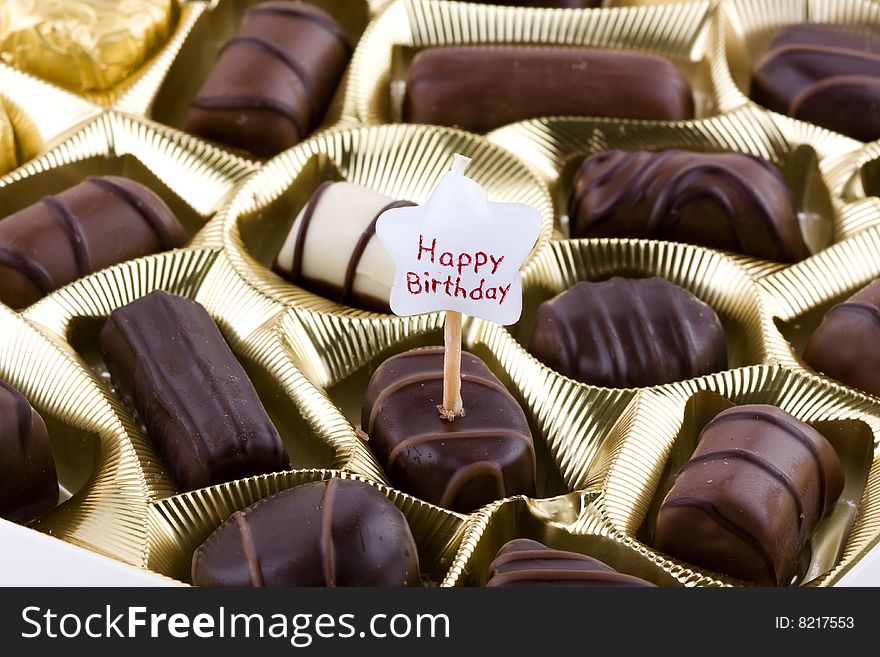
[192,479,420,587]
[751,23,880,142]
[654,404,844,586]
[403,46,694,133]
[362,347,536,513]
[0,380,57,524]
[0,176,187,309]
[803,277,880,397]
[487,539,656,587]
[99,291,289,492]
[569,149,808,263]
[184,1,351,157]
[528,277,727,388]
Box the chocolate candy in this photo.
[362,347,536,513]
[0,105,15,176]
[403,46,694,133]
[529,277,727,388]
[804,277,880,397]
[184,1,352,157]
[0,0,172,92]
[751,23,880,142]
[192,479,420,587]
[274,181,414,312]
[99,291,290,492]
[0,176,188,309]
[569,149,808,263]
[654,405,844,586]
[0,380,57,524]
[487,539,656,587]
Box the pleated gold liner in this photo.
[0,111,257,257]
[713,0,880,127]
[487,106,862,253]
[344,0,718,126]
[219,122,554,388]
[586,365,880,586]
[23,248,386,503]
[117,0,379,160]
[144,469,466,585]
[0,303,160,567]
[0,61,101,174]
[822,143,880,235]
[440,492,712,586]
[464,237,788,493]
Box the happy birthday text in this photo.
[405,235,511,304]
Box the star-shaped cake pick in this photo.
[377,154,541,420]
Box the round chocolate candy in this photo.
[192,479,421,587]
[528,277,727,388]
[487,539,656,587]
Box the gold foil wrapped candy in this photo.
[0,0,174,94]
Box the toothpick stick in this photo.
[439,309,464,420]
[437,154,471,421]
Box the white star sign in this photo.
[376,154,542,325]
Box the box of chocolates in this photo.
[1,0,880,589]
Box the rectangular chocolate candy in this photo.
[99,291,290,491]
[404,46,695,133]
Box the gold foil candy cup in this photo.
[713,0,880,136]
[486,106,862,256]
[589,366,880,586]
[0,302,160,567]
[465,237,787,493]
[24,246,385,500]
[440,491,686,586]
[117,0,379,159]
[345,0,717,126]
[145,469,466,585]
[0,61,101,174]
[0,1,197,106]
[220,122,554,387]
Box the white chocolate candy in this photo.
[273,181,413,311]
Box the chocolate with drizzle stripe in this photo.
[569,149,806,263]
[654,404,844,586]
[487,539,656,587]
[528,277,727,388]
[191,479,420,587]
[362,347,536,513]
[0,176,187,309]
[804,277,880,398]
[0,379,58,524]
[99,291,290,492]
[274,182,413,313]
[183,1,351,158]
[751,24,880,141]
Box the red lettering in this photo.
[406,272,422,294]
[417,235,436,262]
[489,254,504,274]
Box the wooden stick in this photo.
[438,310,464,421]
